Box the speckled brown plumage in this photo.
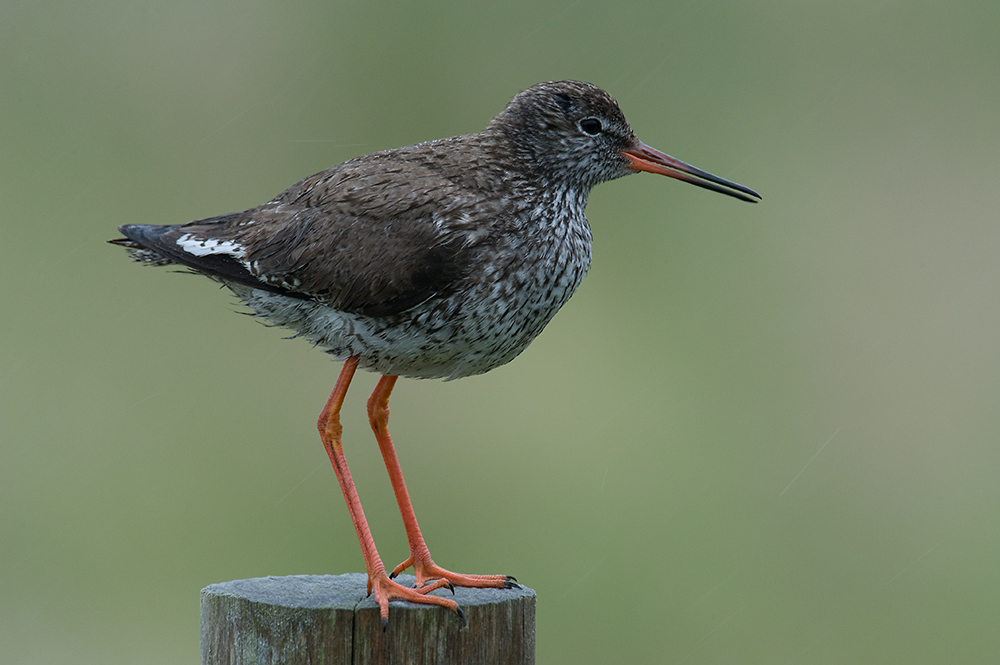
[112,80,757,379]
[111,80,759,626]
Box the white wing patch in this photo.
[176,233,246,258]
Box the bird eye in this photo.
[579,118,603,135]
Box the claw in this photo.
[390,555,414,580]
[369,571,462,630]
[393,553,515,591]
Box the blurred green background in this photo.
[3,1,999,663]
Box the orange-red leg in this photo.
[317,357,462,629]
[366,375,516,591]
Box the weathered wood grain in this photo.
[201,574,535,665]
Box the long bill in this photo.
[622,141,761,203]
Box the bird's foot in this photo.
[390,553,519,590]
[368,570,465,631]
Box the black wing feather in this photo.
[114,217,309,300]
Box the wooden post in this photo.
[201,574,535,665]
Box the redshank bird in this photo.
[111,80,760,627]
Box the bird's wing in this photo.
[116,152,502,318]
